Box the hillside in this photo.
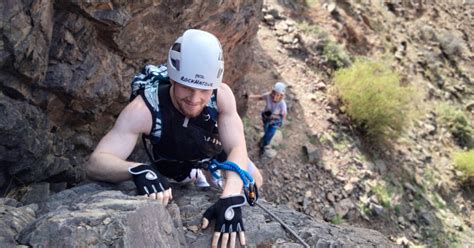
[0,0,473,247]
[240,0,473,247]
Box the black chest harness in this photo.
[140,83,223,181]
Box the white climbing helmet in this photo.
[272,82,286,94]
[167,29,224,90]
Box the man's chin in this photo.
[181,108,203,118]
[183,112,200,118]
[177,102,204,118]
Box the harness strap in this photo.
[142,135,212,165]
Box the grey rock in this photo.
[370,203,384,216]
[302,143,322,164]
[0,0,263,193]
[374,159,387,174]
[343,182,354,194]
[424,123,437,135]
[315,239,337,248]
[327,3,338,14]
[438,31,465,59]
[17,183,186,248]
[175,186,395,247]
[0,201,36,248]
[322,206,336,222]
[465,101,474,113]
[315,82,327,91]
[0,94,76,188]
[265,7,283,20]
[50,182,68,193]
[335,198,355,218]
[12,183,396,247]
[263,14,275,25]
[0,198,21,207]
[326,192,336,203]
[20,182,50,205]
[263,147,278,158]
[420,212,435,226]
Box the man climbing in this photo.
[248,82,288,153]
[86,29,262,248]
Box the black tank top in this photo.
[141,83,223,181]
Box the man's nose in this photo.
[188,89,201,101]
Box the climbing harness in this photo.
[207,160,310,247]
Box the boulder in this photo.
[10,182,396,247]
[17,182,186,247]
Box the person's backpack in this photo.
[130,64,169,101]
[129,64,170,163]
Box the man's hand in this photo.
[129,164,173,206]
[201,195,246,248]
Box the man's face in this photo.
[271,90,284,103]
[171,81,213,118]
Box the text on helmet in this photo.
[181,76,213,87]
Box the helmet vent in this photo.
[217,68,223,79]
[172,43,181,52]
[171,59,180,71]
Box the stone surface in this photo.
[17,182,186,248]
[0,0,263,194]
[9,182,394,247]
[20,182,50,205]
[0,201,36,248]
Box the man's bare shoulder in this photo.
[216,83,236,114]
[115,95,152,135]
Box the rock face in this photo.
[0,198,36,247]
[17,183,186,247]
[1,182,395,247]
[0,0,262,193]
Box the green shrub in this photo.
[297,21,351,70]
[437,104,474,148]
[297,21,328,40]
[372,183,391,208]
[453,150,474,184]
[323,41,351,70]
[305,0,319,8]
[334,58,414,140]
[331,214,343,225]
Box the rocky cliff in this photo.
[0,0,261,193]
[242,0,473,246]
[1,182,395,247]
[1,1,403,247]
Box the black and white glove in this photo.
[128,164,170,195]
[203,195,246,233]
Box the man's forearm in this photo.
[87,152,141,183]
[221,148,248,196]
[221,171,244,196]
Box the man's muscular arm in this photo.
[86,96,152,183]
[216,83,248,196]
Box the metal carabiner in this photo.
[244,183,259,206]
